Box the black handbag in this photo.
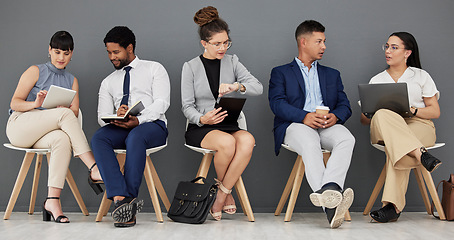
[167,177,218,224]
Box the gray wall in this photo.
[1,0,453,214]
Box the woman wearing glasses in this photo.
[181,6,263,221]
[360,32,441,223]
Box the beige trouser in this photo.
[370,109,436,211]
[6,108,91,189]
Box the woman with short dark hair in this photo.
[6,31,102,223]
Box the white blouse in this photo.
[369,67,439,108]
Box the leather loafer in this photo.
[370,204,400,223]
[420,148,442,173]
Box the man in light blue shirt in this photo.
[295,58,324,112]
[269,20,355,228]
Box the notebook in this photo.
[358,82,412,119]
[101,101,145,123]
[41,85,77,109]
[215,97,246,124]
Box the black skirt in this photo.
[185,122,241,148]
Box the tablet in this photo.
[215,97,246,123]
[41,85,77,109]
[358,82,412,119]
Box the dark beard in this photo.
[112,58,130,70]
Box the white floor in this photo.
[1,212,453,240]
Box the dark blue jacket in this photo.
[268,59,352,155]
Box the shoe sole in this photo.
[112,199,144,223]
[330,188,354,229]
[429,162,442,173]
[114,218,136,227]
[112,203,135,223]
[310,190,342,209]
[136,200,144,213]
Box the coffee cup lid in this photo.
[316,106,330,110]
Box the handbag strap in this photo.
[191,176,206,183]
[431,180,445,219]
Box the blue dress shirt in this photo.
[295,57,324,112]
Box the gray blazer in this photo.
[181,54,263,126]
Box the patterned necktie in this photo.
[120,66,132,106]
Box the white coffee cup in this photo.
[316,106,330,115]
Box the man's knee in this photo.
[91,126,112,145]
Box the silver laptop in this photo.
[358,83,412,119]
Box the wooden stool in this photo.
[363,143,446,220]
[3,109,88,219]
[275,144,352,222]
[95,144,170,222]
[184,112,255,222]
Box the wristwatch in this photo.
[235,82,243,92]
[412,107,418,116]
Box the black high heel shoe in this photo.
[42,197,70,223]
[88,163,104,195]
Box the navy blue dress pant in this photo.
[91,120,167,200]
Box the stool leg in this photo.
[235,186,247,216]
[234,177,255,222]
[275,156,300,216]
[344,210,352,221]
[148,157,170,211]
[284,156,305,222]
[420,166,446,220]
[414,168,431,214]
[96,192,110,222]
[3,152,35,220]
[144,157,163,223]
[363,164,386,215]
[29,154,43,215]
[196,153,213,179]
[65,169,89,216]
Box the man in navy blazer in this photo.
[269,20,355,228]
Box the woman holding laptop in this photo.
[360,32,441,223]
[6,31,102,223]
[181,6,263,221]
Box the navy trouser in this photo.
[91,120,167,200]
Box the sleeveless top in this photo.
[9,62,74,114]
[26,61,75,104]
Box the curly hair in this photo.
[194,6,230,41]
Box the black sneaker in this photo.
[420,148,442,173]
[370,204,400,223]
[310,183,343,209]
